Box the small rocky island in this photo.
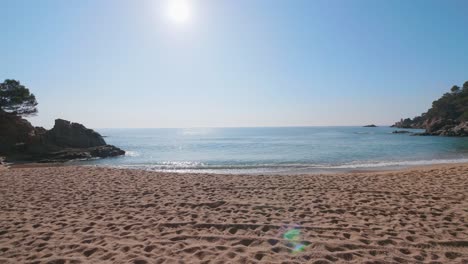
[392,130,411,134]
[363,124,377,127]
[0,79,124,163]
[392,81,468,137]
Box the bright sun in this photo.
[166,0,192,25]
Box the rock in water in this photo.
[90,145,125,158]
[392,130,411,134]
[363,124,377,127]
[39,146,125,163]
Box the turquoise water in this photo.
[82,127,468,174]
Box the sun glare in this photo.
[166,0,192,25]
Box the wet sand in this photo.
[0,164,467,263]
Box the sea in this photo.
[78,127,468,174]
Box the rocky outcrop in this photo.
[363,124,377,127]
[89,145,125,157]
[0,111,45,153]
[450,122,468,136]
[392,113,467,137]
[0,111,125,162]
[393,81,468,136]
[391,118,425,129]
[412,120,468,137]
[37,145,125,163]
[44,119,106,148]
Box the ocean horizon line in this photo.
[94,124,401,130]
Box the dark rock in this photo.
[394,116,468,137]
[0,112,125,162]
[363,124,377,127]
[9,145,125,163]
[34,126,47,135]
[90,145,126,158]
[411,132,431,136]
[392,130,411,134]
[35,145,125,162]
[0,111,41,153]
[424,118,455,134]
[433,121,468,137]
[44,119,106,148]
[39,150,93,163]
[451,122,468,136]
[407,120,468,137]
[392,117,425,129]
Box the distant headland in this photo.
[392,81,468,137]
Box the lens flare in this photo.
[279,225,308,254]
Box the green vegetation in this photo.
[425,81,468,121]
[0,79,38,116]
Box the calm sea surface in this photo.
[79,127,468,174]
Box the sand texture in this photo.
[0,164,467,263]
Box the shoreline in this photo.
[1,163,467,262]
[5,159,468,176]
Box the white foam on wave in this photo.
[106,157,468,174]
[115,161,204,170]
[318,158,468,169]
[125,151,140,157]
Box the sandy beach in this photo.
[0,164,467,263]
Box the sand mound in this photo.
[0,165,467,263]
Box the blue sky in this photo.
[2,0,468,128]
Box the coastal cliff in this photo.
[0,111,125,162]
[392,81,468,137]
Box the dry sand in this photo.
[0,164,467,263]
